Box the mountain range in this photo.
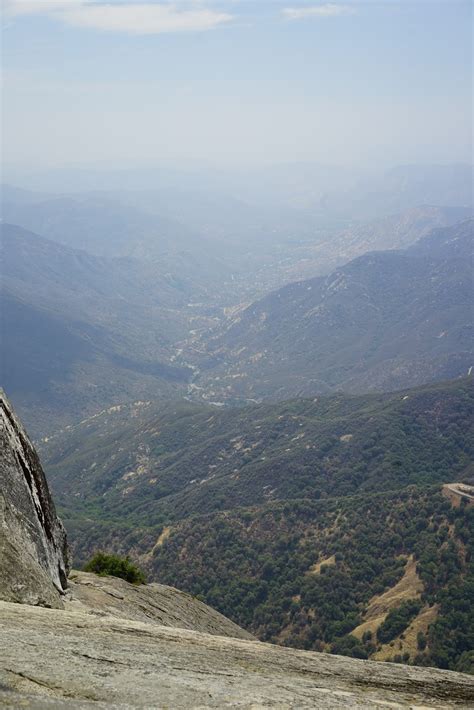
[3,173,472,301]
[6,162,472,217]
[2,167,474,676]
[188,219,473,404]
[0,223,196,434]
[2,214,473,433]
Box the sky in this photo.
[1,0,472,175]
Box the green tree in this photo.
[84,552,146,585]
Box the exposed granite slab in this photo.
[0,599,473,709]
[65,570,253,639]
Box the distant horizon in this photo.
[2,159,473,196]
[2,1,471,174]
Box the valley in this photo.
[184,220,473,404]
[2,186,473,434]
[1,163,473,679]
[3,5,474,705]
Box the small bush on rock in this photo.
[84,552,146,585]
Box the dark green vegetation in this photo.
[83,552,146,585]
[42,377,474,672]
[377,600,423,644]
[43,377,473,524]
[151,488,473,672]
[189,220,473,404]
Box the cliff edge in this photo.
[0,389,69,607]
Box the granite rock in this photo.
[0,389,69,608]
[1,598,473,709]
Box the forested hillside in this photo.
[0,223,197,434]
[42,377,473,673]
[44,377,473,523]
[151,486,473,673]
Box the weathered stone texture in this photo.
[1,598,473,709]
[65,570,254,639]
[0,389,69,607]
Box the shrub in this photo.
[455,651,474,674]
[377,600,422,644]
[84,552,146,584]
[417,631,427,651]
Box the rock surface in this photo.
[0,389,69,608]
[0,598,473,709]
[65,570,253,639]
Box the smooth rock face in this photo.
[0,389,69,607]
[65,570,254,639]
[1,598,473,709]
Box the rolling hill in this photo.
[42,377,473,523]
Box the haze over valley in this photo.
[1,1,473,704]
[2,159,473,681]
[2,165,473,433]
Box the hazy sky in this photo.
[1,0,472,174]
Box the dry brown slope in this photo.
[352,555,424,640]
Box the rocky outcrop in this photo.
[0,389,69,607]
[65,570,253,639]
[1,598,473,709]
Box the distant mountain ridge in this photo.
[188,219,473,404]
[5,162,472,215]
[320,163,474,219]
[280,204,473,283]
[1,194,203,258]
[3,176,472,301]
[1,183,473,432]
[0,223,195,435]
